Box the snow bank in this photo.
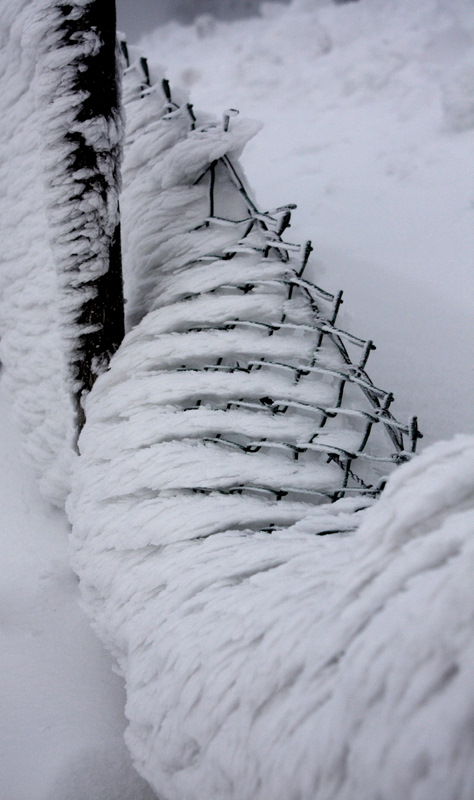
[0,383,156,800]
[70,406,474,800]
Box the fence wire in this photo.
[120,48,422,504]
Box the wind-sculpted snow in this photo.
[2,6,471,799]
[0,0,75,505]
[35,0,125,427]
[120,48,260,329]
[0,0,124,499]
[70,399,474,800]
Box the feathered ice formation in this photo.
[35,0,124,429]
[0,0,75,505]
[70,390,474,800]
[0,0,125,501]
[69,56,474,800]
[120,46,259,329]
[4,9,471,799]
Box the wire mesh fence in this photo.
[119,47,422,506]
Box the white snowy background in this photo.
[1,0,473,797]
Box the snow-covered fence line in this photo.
[67,42,474,800]
[71,406,474,800]
[68,46,473,800]
[1,5,473,800]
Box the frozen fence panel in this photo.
[117,58,420,503]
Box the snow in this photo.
[139,0,474,447]
[1,0,473,797]
[70,410,474,799]
[0,0,75,506]
[0,383,156,800]
[67,4,473,792]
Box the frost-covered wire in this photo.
[117,52,420,505]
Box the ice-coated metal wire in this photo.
[119,46,422,507]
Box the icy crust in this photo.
[120,50,261,328]
[69,415,474,800]
[0,0,75,505]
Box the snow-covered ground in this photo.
[1,0,473,797]
[0,387,155,800]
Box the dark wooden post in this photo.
[38,0,125,438]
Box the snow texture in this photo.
[69,11,471,799]
[120,48,259,328]
[0,383,156,800]
[70,415,474,800]
[34,0,124,421]
[0,0,75,505]
[70,60,470,795]
[0,0,124,501]
[1,0,473,797]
